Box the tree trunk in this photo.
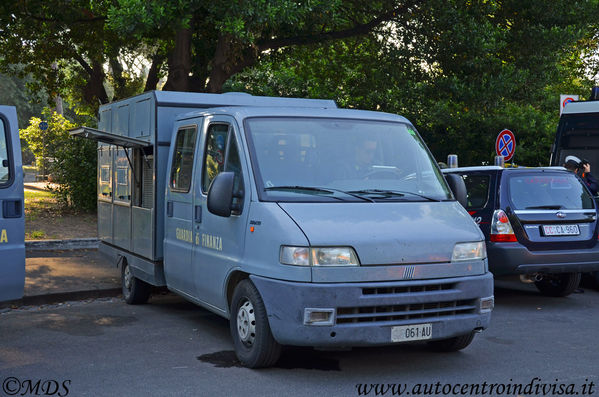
[206,35,258,93]
[83,60,109,104]
[163,28,192,92]
[109,57,126,100]
[144,54,165,92]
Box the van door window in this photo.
[0,119,10,185]
[202,124,229,193]
[170,126,198,192]
[202,124,244,212]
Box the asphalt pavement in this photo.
[0,249,121,309]
[1,283,599,396]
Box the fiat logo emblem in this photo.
[556,211,566,218]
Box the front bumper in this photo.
[487,242,599,276]
[251,273,493,347]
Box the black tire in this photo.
[592,272,599,289]
[534,272,581,297]
[428,331,476,352]
[229,280,281,368]
[121,260,151,305]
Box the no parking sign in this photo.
[560,94,579,115]
[496,129,516,162]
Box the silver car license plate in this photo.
[542,224,580,236]
[391,323,433,342]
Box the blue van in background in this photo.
[0,106,25,302]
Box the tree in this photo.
[229,0,599,166]
[0,0,422,115]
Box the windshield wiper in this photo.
[525,205,564,210]
[264,186,374,202]
[349,189,441,202]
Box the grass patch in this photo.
[22,165,38,173]
[24,188,58,217]
[26,230,47,239]
[24,186,98,240]
[24,189,53,199]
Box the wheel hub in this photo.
[237,300,256,345]
[123,265,132,290]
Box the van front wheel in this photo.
[230,280,281,368]
[427,331,475,352]
[121,260,151,304]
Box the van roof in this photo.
[176,106,411,124]
[561,100,599,114]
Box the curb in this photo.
[0,288,122,310]
[26,238,99,251]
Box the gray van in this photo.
[73,91,494,368]
[0,106,25,302]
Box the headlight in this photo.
[280,246,359,266]
[452,241,486,261]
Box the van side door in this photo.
[163,120,203,296]
[192,116,249,311]
[0,106,25,302]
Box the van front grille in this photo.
[336,299,477,324]
[362,283,455,295]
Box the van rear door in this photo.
[0,106,25,302]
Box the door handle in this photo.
[166,201,173,217]
[3,199,22,218]
[194,205,202,223]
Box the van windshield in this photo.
[507,172,594,210]
[245,117,452,202]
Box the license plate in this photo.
[542,224,580,236]
[391,323,433,342]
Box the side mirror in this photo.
[1,159,7,167]
[444,173,467,208]
[207,172,236,217]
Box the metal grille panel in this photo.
[142,156,153,209]
[362,283,455,295]
[336,299,477,324]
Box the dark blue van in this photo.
[0,106,25,302]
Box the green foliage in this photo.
[20,110,97,211]
[229,0,599,166]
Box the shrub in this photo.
[20,109,97,211]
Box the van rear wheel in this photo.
[534,272,581,297]
[230,280,281,368]
[428,331,475,352]
[121,260,151,304]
